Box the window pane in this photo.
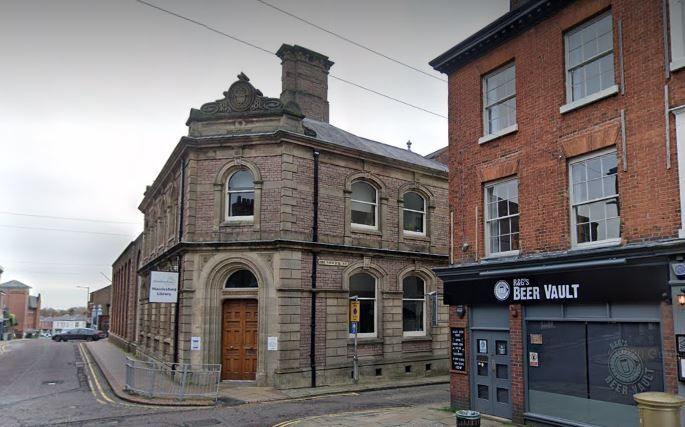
[484,64,516,134]
[351,181,376,203]
[403,211,424,233]
[229,192,254,216]
[403,192,424,211]
[225,270,258,288]
[228,169,254,190]
[577,223,591,243]
[402,300,424,332]
[358,299,375,334]
[403,276,425,299]
[350,273,375,298]
[485,179,519,254]
[587,323,664,405]
[571,163,586,184]
[351,201,375,226]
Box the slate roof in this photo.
[0,280,31,289]
[302,118,448,172]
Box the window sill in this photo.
[560,85,619,114]
[671,57,685,72]
[571,238,621,251]
[403,232,429,241]
[402,335,431,341]
[220,219,254,227]
[483,250,520,259]
[351,225,381,236]
[478,124,518,145]
[347,337,382,344]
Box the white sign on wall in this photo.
[267,336,278,351]
[149,271,179,303]
[191,336,201,351]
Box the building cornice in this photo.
[429,0,574,74]
[138,239,448,274]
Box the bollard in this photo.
[634,392,685,427]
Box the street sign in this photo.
[350,321,358,334]
[350,300,360,322]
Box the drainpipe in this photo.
[173,159,186,366]
[310,149,320,387]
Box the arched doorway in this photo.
[221,269,258,380]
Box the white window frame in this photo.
[226,169,255,222]
[563,12,616,107]
[349,273,377,339]
[482,63,517,138]
[351,181,378,231]
[568,148,621,249]
[402,276,426,337]
[403,192,426,237]
[669,0,685,71]
[484,177,520,258]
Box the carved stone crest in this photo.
[187,72,302,125]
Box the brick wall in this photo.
[447,0,680,265]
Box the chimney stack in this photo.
[276,44,334,123]
[510,0,529,10]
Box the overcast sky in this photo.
[0,0,507,309]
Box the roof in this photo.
[0,280,31,289]
[425,146,447,160]
[302,118,448,172]
[430,0,574,74]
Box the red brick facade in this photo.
[110,234,141,351]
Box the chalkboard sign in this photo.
[451,327,466,372]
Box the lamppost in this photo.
[76,285,90,327]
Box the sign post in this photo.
[350,296,360,383]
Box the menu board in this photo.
[451,328,466,372]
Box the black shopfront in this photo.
[437,245,680,427]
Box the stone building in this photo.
[0,280,40,337]
[110,234,142,352]
[431,0,685,425]
[113,44,450,388]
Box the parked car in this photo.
[52,328,106,342]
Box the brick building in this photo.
[88,285,112,333]
[111,44,450,388]
[431,0,685,425]
[0,280,40,337]
[110,234,142,352]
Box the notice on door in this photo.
[149,271,179,303]
[529,351,539,367]
[191,336,201,351]
[450,328,466,372]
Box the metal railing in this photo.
[124,356,221,401]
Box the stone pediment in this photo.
[186,73,302,125]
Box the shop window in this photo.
[349,272,376,337]
[569,150,620,247]
[483,63,516,136]
[225,270,258,288]
[351,181,378,229]
[226,169,255,220]
[564,13,615,103]
[527,320,663,426]
[484,178,519,256]
[403,192,426,235]
[402,276,425,336]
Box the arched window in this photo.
[225,269,258,288]
[351,181,377,229]
[226,169,255,220]
[402,276,425,336]
[349,272,376,337]
[403,192,426,235]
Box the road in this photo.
[0,339,449,426]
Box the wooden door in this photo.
[221,299,258,380]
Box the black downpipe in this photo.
[174,159,186,366]
[310,150,320,388]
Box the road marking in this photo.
[272,407,403,427]
[78,343,116,405]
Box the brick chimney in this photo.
[510,0,529,10]
[276,44,334,123]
